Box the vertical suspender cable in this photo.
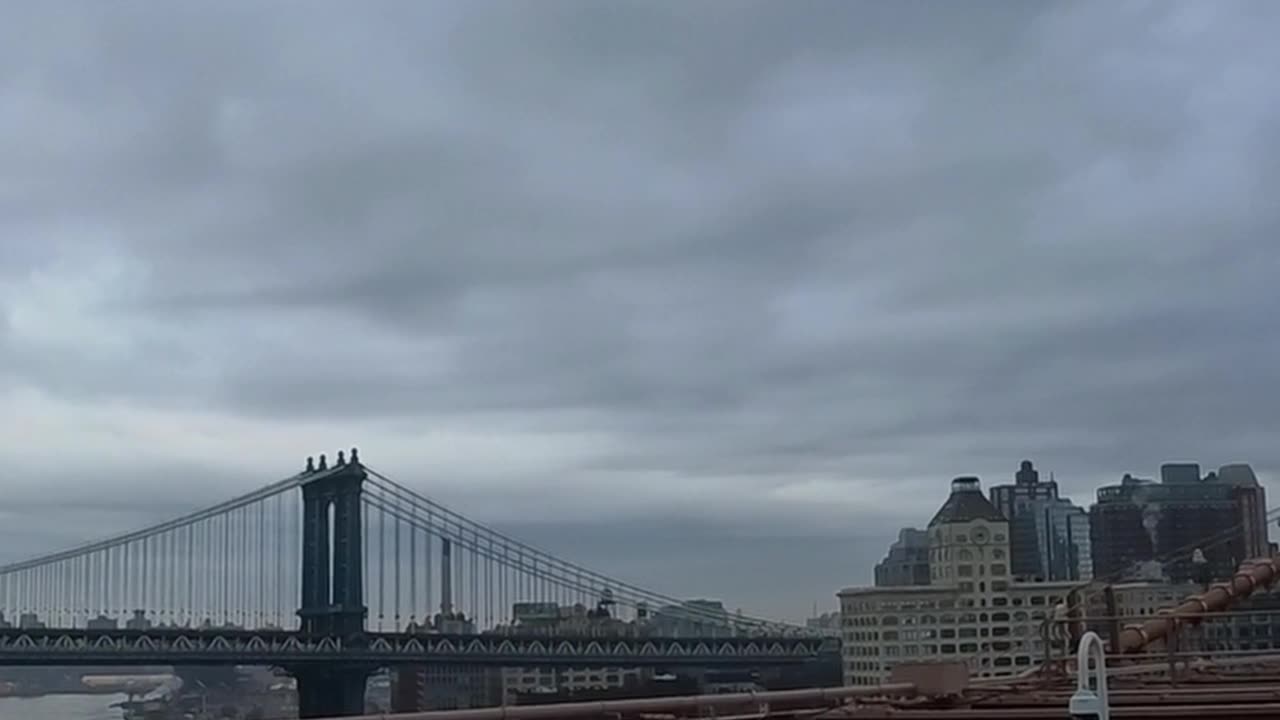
[425,520,433,625]
[275,493,284,628]
[258,500,266,630]
[364,501,371,619]
[378,505,386,631]
[237,507,246,627]
[121,542,130,622]
[394,514,402,631]
[486,539,494,630]
[409,522,418,626]
[103,546,112,620]
[186,524,195,628]
[222,512,230,626]
[471,533,479,624]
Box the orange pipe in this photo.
[1117,556,1280,653]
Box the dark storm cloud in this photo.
[3,1,1280,617]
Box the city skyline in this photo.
[3,2,1280,622]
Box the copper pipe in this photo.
[332,683,917,720]
[1117,556,1280,654]
[818,703,1280,718]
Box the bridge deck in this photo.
[0,628,826,667]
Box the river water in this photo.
[0,693,125,719]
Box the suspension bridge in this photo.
[0,449,825,717]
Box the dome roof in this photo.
[928,476,1008,527]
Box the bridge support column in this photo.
[298,450,368,636]
[294,665,372,718]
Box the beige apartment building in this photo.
[840,477,1078,686]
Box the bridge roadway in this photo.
[0,627,827,667]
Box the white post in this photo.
[1068,630,1109,719]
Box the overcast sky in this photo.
[2,2,1279,621]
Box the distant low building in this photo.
[392,665,502,712]
[499,602,649,703]
[86,615,118,630]
[18,613,45,630]
[805,611,839,632]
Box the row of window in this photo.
[938,548,1007,561]
[848,626,1033,644]
[935,532,1007,544]
[844,592,1064,617]
[846,608,1052,626]
[848,640,1046,658]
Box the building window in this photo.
[991,564,1007,575]
[958,565,974,577]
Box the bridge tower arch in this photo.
[294,449,372,718]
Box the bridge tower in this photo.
[298,450,367,635]
[294,449,373,718]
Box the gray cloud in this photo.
[2,1,1280,619]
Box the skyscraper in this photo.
[988,460,1092,582]
[873,528,931,587]
[1219,463,1270,559]
[1089,463,1267,584]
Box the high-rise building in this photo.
[989,460,1092,582]
[1089,463,1267,584]
[874,528,931,587]
[1219,463,1270,559]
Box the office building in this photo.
[844,474,1085,681]
[874,528,931,587]
[989,460,1093,582]
[1219,464,1270,559]
[841,476,1056,686]
[1090,463,1268,584]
